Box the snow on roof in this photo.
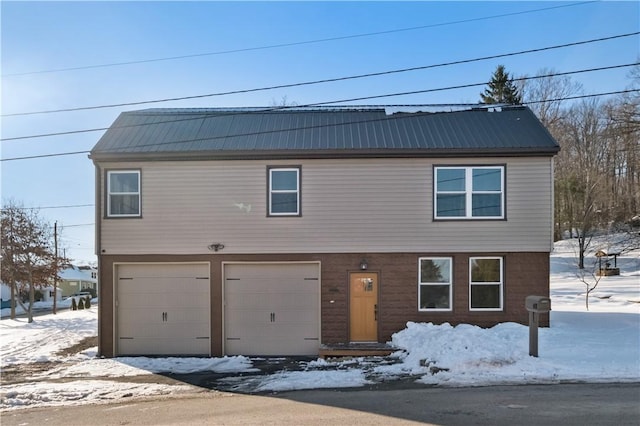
[58,266,97,283]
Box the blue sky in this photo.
[1,1,638,263]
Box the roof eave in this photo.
[90,147,560,163]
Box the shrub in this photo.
[85,297,91,308]
[78,298,85,310]
[71,297,78,311]
[34,289,44,302]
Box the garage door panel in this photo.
[118,309,165,327]
[120,277,206,293]
[224,292,265,309]
[167,308,211,324]
[119,338,210,356]
[163,322,209,337]
[170,294,210,309]
[120,322,173,339]
[225,337,318,356]
[226,264,316,279]
[118,293,176,309]
[272,309,318,324]
[225,309,272,327]
[122,322,209,339]
[271,292,318,309]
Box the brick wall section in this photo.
[98,251,550,357]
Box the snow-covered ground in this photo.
[1,238,638,411]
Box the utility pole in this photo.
[53,221,58,315]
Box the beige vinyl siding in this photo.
[98,157,553,254]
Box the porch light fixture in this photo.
[208,243,225,252]
[359,259,368,270]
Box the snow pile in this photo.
[389,321,527,374]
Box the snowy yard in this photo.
[1,239,638,411]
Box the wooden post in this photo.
[529,311,539,357]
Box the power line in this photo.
[1,62,636,143]
[2,151,92,161]
[12,204,94,210]
[1,1,598,78]
[2,89,637,163]
[523,91,640,105]
[3,31,636,118]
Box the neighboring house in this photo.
[1,282,62,306]
[58,265,98,297]
[90,106,559,358]
[39,285,63,303]
[1,283,11,309]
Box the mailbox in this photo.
[526,295,551,357]
[525,295,551,313]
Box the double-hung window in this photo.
[434,166,504,219]
[107,170,141,217]
[268,167,300,216]
[418,257,452,311]
[469,257,503,311]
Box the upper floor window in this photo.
[107,170,140,217]
[418,257,452,311]
[469,256,503,311]
[434,166,504,219]
[268,167,300,216]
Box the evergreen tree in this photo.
[480,65,522,104]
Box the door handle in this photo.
[374,304,378,321]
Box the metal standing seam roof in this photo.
[89,106,560,161]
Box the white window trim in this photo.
[469,256,504,311]
[434,166,505,219]
[268,167,300,216]
[107,170,141,218]
[418,257,453,312]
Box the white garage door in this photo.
[116,263,210,356]
[224,263,320,356]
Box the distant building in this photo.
[1,283,11,309]
[58,265,98,297]
[1,282,62,307]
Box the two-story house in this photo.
[90,106,559,357]
[58,265,98,297]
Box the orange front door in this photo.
[349,272,378,342]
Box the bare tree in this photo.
[269,95,298,108]
[575,259,603,311]
[603,65,640,223]
[1,201,67,322]
[554,99,609,268]
[522,67,583,130]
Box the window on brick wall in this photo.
[469,256,503,311]
[418,257,452,311]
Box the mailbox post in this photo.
[525,295,551,357]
